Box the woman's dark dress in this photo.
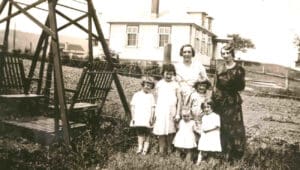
[212,63,246,160]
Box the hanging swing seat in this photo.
[0,52,44,98]
[0,52,45,116]
[49,63,114,122]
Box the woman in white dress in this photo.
[175,44,208,105]
[153,64,181,155]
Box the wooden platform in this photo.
[0,116,85,145]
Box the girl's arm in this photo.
[175,88,182,121]
[131,105,135,124]
[150,106,155,126]
[203,125,219,133]
[193,121,201,134]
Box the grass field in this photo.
[0,63,299,169]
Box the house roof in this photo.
[107,10,216,37]
[59,43,84,51]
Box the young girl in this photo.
[173,107,197,162]
[186,79,211,119]
[153,64,181,155]
[130,76,156,155]
[196,101,222,165]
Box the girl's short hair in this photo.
[193,79,212,89]
[201,101,215,111]
[161,63,176,76]
[179,44,195,57]
[141,76,155,89]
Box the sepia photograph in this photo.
[0,0,299,169]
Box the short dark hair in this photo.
[201,101,215,111]
[161,63,176,76]
[179,44,195,57]
[141,81,155,89]
[193,80,212,89]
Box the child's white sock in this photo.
[196,152,202,165]
[142,142,149,155]
[137,136,144,154]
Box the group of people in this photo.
[129,44,246,164]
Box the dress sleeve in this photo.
[216,65,245,92]
[233,66,246,91]
[199,64,208,81]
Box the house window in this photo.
[207,37,212,57]
[127,25,138,46]
[194,30,200,53]
[158,26,171,47]
[201,34,206,55]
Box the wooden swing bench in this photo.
[0,52,45,116]
[49,61,114,122]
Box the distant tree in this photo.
[227,34,255,53]
[293,35,300,49]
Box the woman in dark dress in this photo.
[212,44,246,161]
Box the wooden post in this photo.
[88,3,93,65]
[3,2,12,52]
[88,0,131,117]
[285,70,289,90]
[0,0,9,14]
[163,43,171,64]
[48,0,70,144]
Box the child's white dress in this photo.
[173,120,197,149]
[153,79,179,135]
[186,92,207,118]
[130,90,155,128]
[198,112,222,152]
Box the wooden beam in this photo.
[57,13,88,30]
[0,0,8,14]
[2,2,12,52]
[10,0,55,38]
[87,0,131,117]
[0,0,46,24]
[27,17,49,92]
[37,36,49,94]
[48,0,70,144]
[56,10,98,39]
[88,4,93,64]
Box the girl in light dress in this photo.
[186,79,211,119]
[130,76,156,155]
[196,101,222,165]
[152,64,181,155]
[173,107,197,162]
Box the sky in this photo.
[0,0,300,67]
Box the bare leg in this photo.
[142,135,150,155]
[137,135,144,154]
[158,136,166,154]
[166,133,175,154]
[196,151,202,165]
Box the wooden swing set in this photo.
[0,0,130,144]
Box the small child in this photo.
[173,107,197,162]
[153,64,182,155]
[130,76,156,155]
[196,101,222,165]
[186,79,211,119]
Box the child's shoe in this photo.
[136,146,143,154]
[142,142,149,155]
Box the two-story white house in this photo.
[107,0,218,66]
